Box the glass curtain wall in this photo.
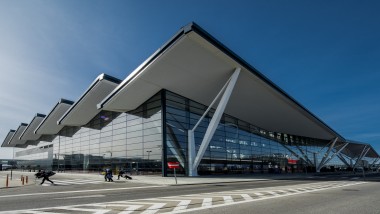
[15,90,376,176]
[164,90,348,176]
[51,92,163,174]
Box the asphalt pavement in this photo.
[0,170,374,189]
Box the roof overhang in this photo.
[34,99,74,135]
[8,123,28,146]
[58,74,121,126]
[342,140,379,159]
[19,113,46,141]
[99,22,344,141]
[1,130,15,147]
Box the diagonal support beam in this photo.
[337,153,351,167]
[370,158,379,169]
[282,144,310,165]
[353,145,368,169]
[188,68,241,176]
[319,142,349,169]
[353,146,371,169]
[317,137,338,172]
[295,145,313,166]
[339,152,355,167]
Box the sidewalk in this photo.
[1,170,375,189]
[0,171,36,189]
[0,170,315,188]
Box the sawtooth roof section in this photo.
[58,73,121,126]
[34,99,74,135]
[342,140,379,159]
[1,130,15,147]
[8,123,28,146]
[19,113,46,141]
[98,22,345,142]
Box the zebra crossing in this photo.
[2,181,367,214]
[40,178,107,186]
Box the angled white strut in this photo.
[188,68,241,176]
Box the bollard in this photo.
[21,176,24,185]
[6,174,9,188]
[26,176,28,184]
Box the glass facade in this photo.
[15,90,373,176]
[16,92,163,175]
[164,91,349,176]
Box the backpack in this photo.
[46,171,56,177]
[35,172,43,178]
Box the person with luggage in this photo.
[35,169,55,185]
[117,168,132,180]
[104,168,113,182]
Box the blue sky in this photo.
[0,0,379,158]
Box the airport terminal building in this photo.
[2,23,379,176]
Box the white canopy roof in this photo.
[58,74,121,126]
[8,123,28,145]
[99,23,344,141]
[19,113,46,141]
[1,130,15,148]
[34,99,74,135]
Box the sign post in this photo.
[167,162,180,184]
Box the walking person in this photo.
[105,168,113,182]
[36,170,55,185]
[117,168,132,180]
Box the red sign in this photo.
[288,159,298,164]
[167,162,180,169]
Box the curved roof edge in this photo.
[58,73,121,126]
[34,99,74,134]
[19,113,46,140]
[97,27,186,110]
[98,22,345,141]
[1,129,16,147]
[8,123,28,145]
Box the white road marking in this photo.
[167,181,367,213]
[53,179,105,185]
[141,203,166,214]
[241,194,253,200]
[223,196,234,203]
[118,205,144,214]
[0,185,163,198]
[266,191,280,196]
[53,194,105,199]
[201,198,212,207]
[1,181,367,214]
[173,200,191,211]
[58,207,110,214]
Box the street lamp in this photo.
[146,150,152,161]
[11,147,14,180]
[103,151,112,170]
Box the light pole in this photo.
[11,147,14,180]
[146,150,152,174]
[104,151,112,171]
[146,150,152,161]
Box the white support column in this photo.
[282,144,310,165]
[352,145,367,169]
[295,145,313,166]
[337,153,351,167]
[188,68,241,176]
[317,137,338,172]
[188,130,196,176]
[319,142,349,169]
[353,146,370,169]
[370,158,379,169]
